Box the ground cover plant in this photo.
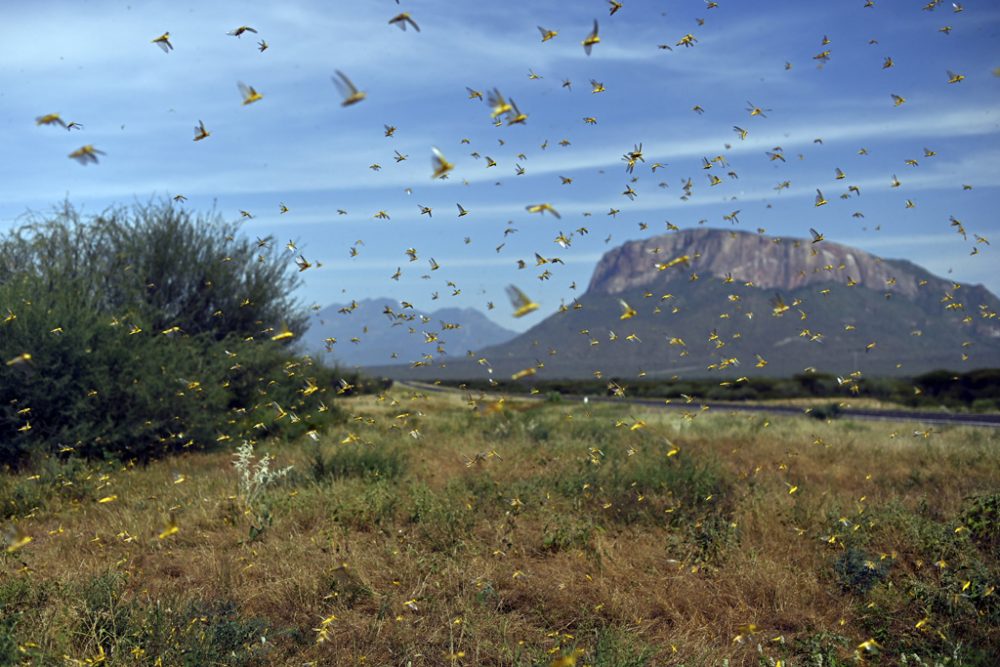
[2,388,997,665]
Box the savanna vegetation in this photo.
[448,369,1000,413]
[2,202,997,666]
[2,389,998,666]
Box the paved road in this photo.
[397,382,1000,429]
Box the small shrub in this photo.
[958,493,1000,553]
[137,599,269,666]
[0,620,15,666]
[475,581,500,609]
[556,445,733,527]
[834,546,891,594]
[969,398,1000,413]
[310,443,407,482]
[233,440,292,541]
[810,402,843,421]
[0,577,50,664]
[234,441,292,508]
[76,571,135,659]
[0,473,49,520]
[329,478,399,529]
[71,570,270,665]
[407,482,475,553]
[793,631,851,666]
[541,512,596,553]
[587,628,658,667]
[0,457,107,519]
[323,563,373,608]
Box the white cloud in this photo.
[2,0,999,327]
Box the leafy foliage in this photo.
[959,493,1000,553]
[0,201,344,466]
[834,546,891,594]
[70,571,269,666]
[0,201,305,340]
[309,441,408,482]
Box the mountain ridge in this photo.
[366,228,1000,380]
[589,228,975,300]
[302,297,517,368]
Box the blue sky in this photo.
[1,0,998,333]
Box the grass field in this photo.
[2,388,998,666]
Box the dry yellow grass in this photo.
[1,388,998,666]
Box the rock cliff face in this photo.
[370,228,1000,380]
[588,228,928,298]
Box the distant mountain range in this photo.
[362,228,1000,380]
[301,297,517,368]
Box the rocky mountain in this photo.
[301,297,517,368]
[590,228,928,298]
[373,228,1000,380]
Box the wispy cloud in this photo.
[1,0,998,333]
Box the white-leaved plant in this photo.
[233,439,292,515]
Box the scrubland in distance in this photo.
[2,390,998,666]
[451,370,1000,413]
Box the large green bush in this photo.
[0,201,307,340]
[0,201,342,467]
